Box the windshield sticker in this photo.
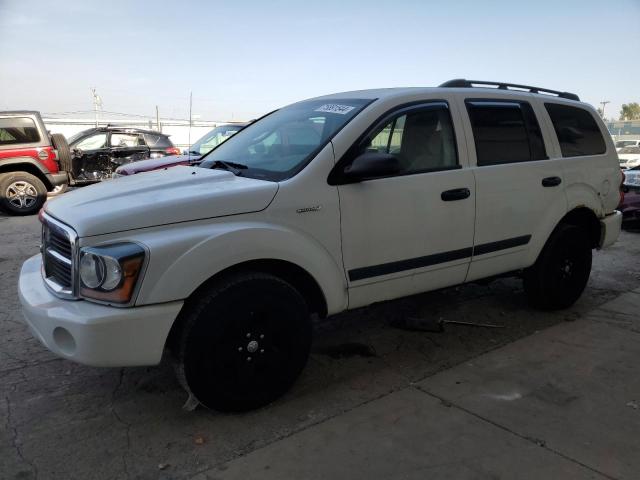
[314,104,356,115]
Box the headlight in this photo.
[79,243,146,304]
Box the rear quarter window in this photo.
[143,133,173,148]
[0,117,41,145]
[545,103,606,157]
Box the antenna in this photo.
[188,91,193,160]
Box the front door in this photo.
[335,101,476,309]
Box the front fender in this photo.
[133,220,348,315]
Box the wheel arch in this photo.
[557,206,601,249]
[0,157,53,189]
[165,258,328,355]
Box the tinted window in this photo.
[143,133,173,148]
[200,98,371,181]
[545,103,606,157]
[364,104,457,174]
[466,101,546,166]
[0,117,40,145]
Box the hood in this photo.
[46,166,278,237]
[116,154,197,175]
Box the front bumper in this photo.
[599,210,623,249]
[19,255,183,367]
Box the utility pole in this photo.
[156,105,160,132]
[91,88,102,127]
[599,100,610,119]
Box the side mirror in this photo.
[72,148,83,157]
[343,151,400,182]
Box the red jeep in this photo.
[0,111,71,215]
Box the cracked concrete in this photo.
[1,213,639,479]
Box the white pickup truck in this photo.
[19,79,623,411]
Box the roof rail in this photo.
[439,78,580,101]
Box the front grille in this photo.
[42,217,76,296]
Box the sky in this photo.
[1,0,639,122]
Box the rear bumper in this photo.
[46,172,68,187]
[599,210,622,249]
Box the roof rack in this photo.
[439,79,580,101]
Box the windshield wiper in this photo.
[210,160,248,176]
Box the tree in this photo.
[620,103,640,121]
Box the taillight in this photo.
[165,147,181,156]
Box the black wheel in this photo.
[0,172,47,215]
[176,272,312,412]
[523,224,592,310]
[50,133,72,173]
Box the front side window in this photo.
[363,104,457,174]
[545,103,606,157]
[0,117,40,145]
[200,98,372,181]
[75,133,107,150]
[466,101,546,166]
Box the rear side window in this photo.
[143,133,173,148]
[0,117,41,145]
[545,103,606,157]
[466,101,546,166]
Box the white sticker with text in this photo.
[314,104,356,115]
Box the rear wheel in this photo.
[523,224,592,310]
[0,172,47,216]
[176,272,312,412]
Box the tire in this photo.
[176,272,312,412]
[523,224,592,310]
[0,172,47,216]
[48,183,68,196]
[50,133,72,173]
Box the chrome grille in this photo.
[42,215,77,298]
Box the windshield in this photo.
[200,98,372,181]
[616,140,637,148]
[190,125,244,155]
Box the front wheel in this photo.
[523,224,592,310]
[0,172,47,215]
[175,272,312,412]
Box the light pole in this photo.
[599,100,610,119]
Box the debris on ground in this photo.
[393,316,505,332]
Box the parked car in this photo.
[0,111,71,215]
[19,79,623,412]
[618,146,640,170]
[615,139,640,152]
[621,167,640,225]
[66,127,180,184]
[113,123,247,177]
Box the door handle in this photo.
[542,176,562,187]
[441,188,471,201]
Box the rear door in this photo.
[109,132,150,165]
[457,97,568,281]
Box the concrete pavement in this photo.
[195,290,640,480]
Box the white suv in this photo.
[19,79,623,411]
